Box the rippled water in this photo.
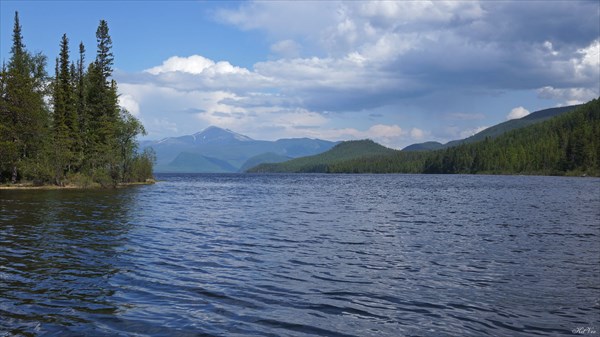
[1,174,599,336]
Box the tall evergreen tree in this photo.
[1,12,49,183]
[84,20,122,184]
[75,42,88,155]
[95,20,114,81]
[1,14,153,185]
[51,33,81,183]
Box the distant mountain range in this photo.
[403,104,581,151]
[141,126,337,173]
[143,104,583,173]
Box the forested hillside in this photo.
[251,99,600,176]
[247,140,396,173]
[0,12,153,187]
[403,104,580,151]
[419,99,599,175]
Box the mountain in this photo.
[247,140,396,173]
[402,141,444,152]
[254,99,599,176]
[165,152,238,173]
[142,126,338,173]
[239,152,292,172]
[403,104,581,151]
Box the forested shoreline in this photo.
[0,12,154,187]
[250,99,600,176]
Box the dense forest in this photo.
[0,12,154,187]
[250,99,600,176]
[249,140,397,173]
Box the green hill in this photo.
[403,104,581,151]
[402,141,444,151]
[247,140,396,173]
[249,99,600,176]
[330,99,600,176]
[239,152,292,172]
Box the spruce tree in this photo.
[76,42,88,156]
[85,19,121,184]
[1,14,153,185]
[51,34,79,183]
[1,12,49,183]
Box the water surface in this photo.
[1,174,599,336]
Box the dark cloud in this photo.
[473,1,599,48]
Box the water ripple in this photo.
[1,174,599,336]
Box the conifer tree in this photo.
[76,42,88,155]
[1,13,153,185]
[1,12,49,183]
[51,34,79,183]
[85,20,122,184]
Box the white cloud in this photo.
[410,128,426,140]
[215,1,337,39]
[117,1,599,145]
[118,94,140,116]
[537,86,598,105]
[573,39,600,84]
[507,106,530,120]
[145,55,249,76]
[304,124,407,148]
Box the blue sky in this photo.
[1,1,599,148]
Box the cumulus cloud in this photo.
[537,86,599,105]
[145,55,249,76]
[117,0,599,146]
[118,94,140,116]
[507,106,530,120]
[217,1,599,96]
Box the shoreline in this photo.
[0,179,156,190]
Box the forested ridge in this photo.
[247,140,397,173]
[0,12,154,187]
[250,99,600,176]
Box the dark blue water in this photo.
[1,174,599,336]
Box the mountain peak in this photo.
[192,126,253,144]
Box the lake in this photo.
[1,174,599,336]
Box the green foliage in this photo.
[128,148,156,183]
[0,13,153,187]
[248,140,396,173]
[407,105,581,151]
[250,99,600,176]
[421,99,599,176]
[0,12,50,183]
[239,152,292,172]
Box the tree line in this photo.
[329,99,600,176]
[251,98,600,176]
[0,12,154,187]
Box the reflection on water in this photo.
[1,175,599,336]
[1,189,137,336]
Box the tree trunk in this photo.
[11,165,17,184]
